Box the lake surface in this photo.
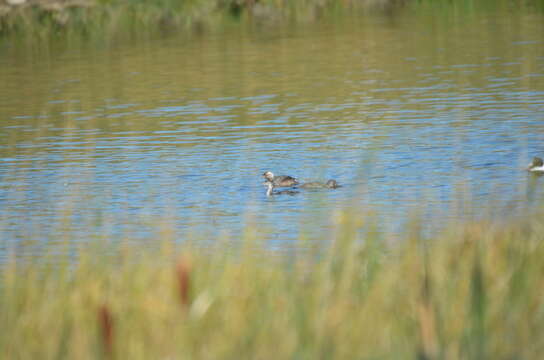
[1,2,544,260]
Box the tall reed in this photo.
[1,209,543,359]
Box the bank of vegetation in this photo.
[1,0,542,39]
[2,209,544,359]
[0,0,399,37]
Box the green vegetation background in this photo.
[2,0,544,40]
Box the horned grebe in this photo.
[262,171,299,187]
[528,157,544,172]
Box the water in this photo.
[1,3,544,260]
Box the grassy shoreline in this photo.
[3,0,542,40]
[2,210,544,359]
[0,0,544,45]
[0,0,400,38]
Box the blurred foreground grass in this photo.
[2,209,544,359]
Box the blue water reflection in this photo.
[1,8,544,261]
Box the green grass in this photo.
[2,210,544,359]
[3,0,542,41]
[0,0,330,38]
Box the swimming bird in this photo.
[528,157,544,172]
[262,171,299,187]
[264,181,299,196]
[300,179,340,189]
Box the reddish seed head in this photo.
[176,259,192,307]
[98,304,114,356]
